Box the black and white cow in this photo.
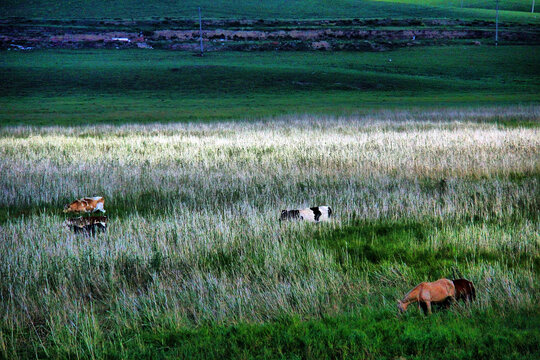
[280,206,332,222]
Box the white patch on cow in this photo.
[297,206,332,222]
[94,202,106,212]
[318,206,331,222]
[299,208,316,222]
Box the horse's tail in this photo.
[469,282,476,301]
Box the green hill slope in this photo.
[1,0,538,23]
[375,0,533,13]
[1,46,539,126]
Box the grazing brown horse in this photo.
[436,279,476,309]
[397,278,456,315]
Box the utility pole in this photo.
[533,0,536,13]
[495,0,499,46]
[461,0,463,9]
[198,7,204,56]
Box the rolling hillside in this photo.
[1,46,539,126]
[0,0,538,23]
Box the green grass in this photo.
[1,46,539,126]
[314,218,540,276]
[0,21,539,358]
[376,1,540,25]
[33,310,540,359]
[1,0,538,23]
[376,0,534,13]
[0,117,538,359]
[5,216,539,359]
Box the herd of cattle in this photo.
[63,196,108,235]
[62,197,475,314]
[62,197,333,235]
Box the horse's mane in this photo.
[401,283,422,302]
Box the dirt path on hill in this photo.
[2,18,539,51]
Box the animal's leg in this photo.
[425,301,432,315]
[465,285,472,303]
[94,203,106,213]
[419,302,428,315]
[440,297,452,309]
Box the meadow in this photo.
[1,0,538,23]
[1,6,539,356]
[1,46,540,126]
[0,108,538,359]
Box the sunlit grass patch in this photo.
[0,109,538,358]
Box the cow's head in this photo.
[280,210,300,221]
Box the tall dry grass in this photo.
[0,108,538,357]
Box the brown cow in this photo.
[64,196,105,213]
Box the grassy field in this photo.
[1,46,539,126]
[0,109,538,358]
[1,9,539,357]
[376,0,534,13]
[1,0,538,23]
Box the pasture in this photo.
[0,109,538,358]
[1,46,540,126]
[1,2,539,355]
[1,0,538,23]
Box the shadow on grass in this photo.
[312,218,539,278]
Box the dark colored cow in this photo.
[64,216,108,235]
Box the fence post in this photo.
[495,0,499,46]
[199,7,204,56]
